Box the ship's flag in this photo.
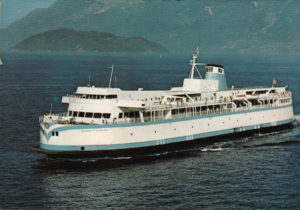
[273,78,277,85]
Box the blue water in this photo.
[0,52,299,209]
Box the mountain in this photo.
[2,0,300,55]
[1,0,56,28]
[12,29,168,53]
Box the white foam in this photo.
[209,148,223,151]
[294,114,300,122]
[201,148,223,152]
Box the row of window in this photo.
[236,99,276,107]
[119,111,140,118]
[76,94,117,99]
[171,104,223,115]
[246,90,276,95]
[67,97,283,121]
[69,111,111,119]
[69,104,230,121]
[255,90,268,94]
[280,98,290,103]
[206,66,223,73]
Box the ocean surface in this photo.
[0,52,299,209]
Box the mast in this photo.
[189,46,204,79]
[108,65,114,88]
[88,74,91,86]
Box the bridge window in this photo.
[77,94,111,99]
[94,113,102,118]
[124,111,139,118]
[171,109,178,115]
[78,112,85,117]
[85,112,93,118]
[269,89,276,94]
[255,90,268,94]
[73,111,78,117]
[144,112,151,117]
[179,108,185,113]
[106,95,117,99]
[103,113,111,119]
[206,66,213,72]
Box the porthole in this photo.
[81,146,85,151]
[154,130,157,133]
[131,133,133,136]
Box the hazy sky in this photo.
[1,0,55,28]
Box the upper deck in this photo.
[41,88,292,125]
[40,48,293,126]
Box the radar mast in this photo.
[189,46,205,79]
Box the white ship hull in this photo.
[36,104,294,157]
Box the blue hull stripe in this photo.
[40,117,294,151]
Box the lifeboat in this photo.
[246,93,259,99]
[233,94,246,100]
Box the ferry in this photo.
[32,48,294,158]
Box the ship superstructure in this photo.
[33,49,294,158]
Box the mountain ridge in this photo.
[12,28,168,53]
[2,0,300,55]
